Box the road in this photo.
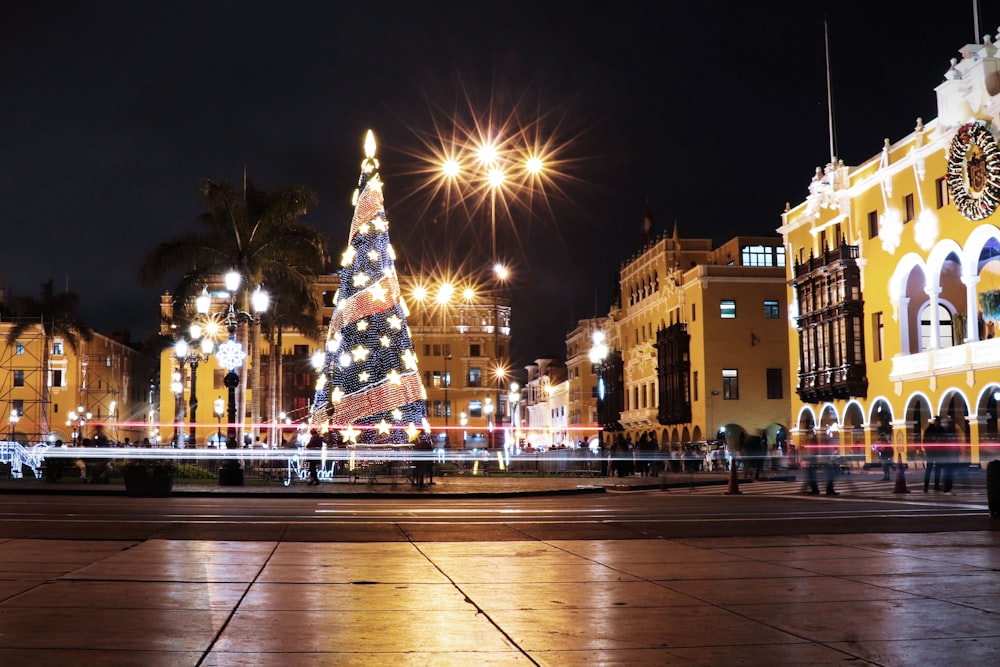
[0,479,992,541]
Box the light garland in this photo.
[946,121,1000,221]
[311,130,430,445]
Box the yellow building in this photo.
[605,232,791,451]
[778,33,1000,466]
[0,316,156,445]
[400,275,511,450]
[565,317,606,445]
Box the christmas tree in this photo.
[312,131,430,445]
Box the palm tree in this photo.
[139,177,328,442]
[4,280,93,437]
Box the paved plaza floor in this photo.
[0,470,997,665]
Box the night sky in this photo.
[3,2,1000,367]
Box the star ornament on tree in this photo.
[405,422,420,441]
[401,349,419,371]
[340,423,361,444]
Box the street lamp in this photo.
[444,353,451,449]
[213,396,224,447]
[460,411,468,449]
[484,396,494,450]
[174,321,215,447]
[437,136,544,450]
[507,382,520,449]
[170,371,184,446]
[67,406,91,446]
[589,330,609,446]
[211,271,269,484]
[8,408,19,440]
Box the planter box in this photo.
[218,465,244,486]
[122,468,174,497]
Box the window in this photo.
[867,210,879,239]
[423,345,431,356]
[741,244,784,267]
[15,343,24,355]
[432,371,442,388]
[691,303,696,321]
[432,344,441,356]
[469,344,481,357]
[442,371,451,388]
[468,367,482,387]
[12,400,23,416]
[903,193,915,222]
[766,368,783,399]
[52,369,63,387]
[469,400,483,418]
[433,401,443,417]
[764,300,780,319]
[52,341,63,355]
[424,371,431,386]
[13,370,25,387]
[720,300,736,319]
[872,312,884,362]
[692,371,699,401]
[722,369,739,399]
[935,176,950,209]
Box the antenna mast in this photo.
[825,19,836,164]
[974,0,980,43]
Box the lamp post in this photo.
[460,411,468,449]
[589,330,609,446]
[444,353,451,449]
[67,406,91,446]
[484,396,494,450]
[8,408,19,440]
[507,382,520,450]
[213,396,224,447]
[174,321,214,447]
[212,271,269,485]
[438,136,544,451]
[170,371,184,446]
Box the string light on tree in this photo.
[311,130,430,445]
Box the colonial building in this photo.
[603,231,791,451]
[565,317,606,445]
[522,358,568,449]
[0,314,157,445]
[778,32,1000,466]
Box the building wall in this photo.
[1,319,156,445]
[603,232,791,452]
[778,35,1000,465]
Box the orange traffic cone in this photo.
[724,462,742,495]
[893,452,910,494]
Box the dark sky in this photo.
[3,2,999,367]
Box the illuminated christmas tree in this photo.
[312,131,429,445]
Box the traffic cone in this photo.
[724,462,741,495]
[893,452,910,494]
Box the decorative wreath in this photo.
[946,121,1000,221]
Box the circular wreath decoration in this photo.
[946,121,1000,221]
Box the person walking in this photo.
[879,444,894,480]
[306,429,323,485]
